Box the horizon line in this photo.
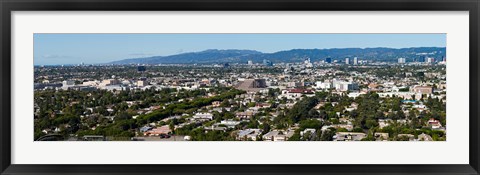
[35,46,446,66]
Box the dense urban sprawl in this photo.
[34,57,446,141]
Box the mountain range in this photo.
[108,47,446,64]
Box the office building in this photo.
[325,57,332,63]
[137,66,146,72]
[263,59,273,67]
[426,57,435,63]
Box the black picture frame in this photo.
[1,0,479,174]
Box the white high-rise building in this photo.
[398,58,406,64]
[353,57,358,65]
[331,79,358,91]
[62,80,76,90]
[316,81,332,89]
[304,58,313,68]
[62,80,75,87]
[247,60,253,65]
[345,58,350,64]
[336,82,359,91]
[426,57,435,63]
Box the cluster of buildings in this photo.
[35,56,446,141]
[398,56,446,64]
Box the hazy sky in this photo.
[34,33,446,65]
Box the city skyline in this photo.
[34,33,446,65]
[34,34,446,141]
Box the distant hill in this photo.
[109,49,262,64]
[109,47,446,64]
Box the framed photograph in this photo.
[1,0,479,174]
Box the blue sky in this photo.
[34,33,446,65]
